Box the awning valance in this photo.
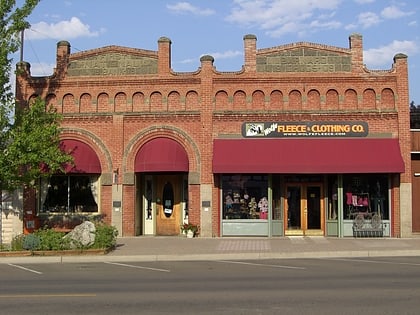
[61,140,102,173]
[135,138,189,172]
[213,138,405,174]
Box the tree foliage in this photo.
[0,0,40,106]
[0,1,73,191]
[3,98,73,190]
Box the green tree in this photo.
[0,0,40,190]
[0,1,73,241]
[4,98,73,190]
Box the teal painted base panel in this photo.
[222,220,268,236]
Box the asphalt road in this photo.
[1,257,420,315]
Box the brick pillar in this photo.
[243,34,257,72]
[15,61,31,108]
[349,33,363,73]
[56,41,70,77]
[199,55,215,237]
[158,36,171,75]
[394,53,412,237]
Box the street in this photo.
[1,257,420,314]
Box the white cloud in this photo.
[26,17,99,40]
[28,62,56,76]
[226,0,342,37]
[364,40,419,68]
[179,50,242,65]
[309,19,341,30]
[354,0,374,4]
[202,50,243,60]
[381,5,415,19]
[357,11,381,28]
[167,2,215,16]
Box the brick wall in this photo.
[16,33,410,237]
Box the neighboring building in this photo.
[14,33,412,239]
[411,107,420,233]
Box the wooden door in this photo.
[156,175,182,235]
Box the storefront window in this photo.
[343,175,389,220]
[327,175,338,220]
[222,175,268,220]
[272,175,282,220]
[41,175,99,213]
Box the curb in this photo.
[2,249,420,264]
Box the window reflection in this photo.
[41,175,99,213]
[222,175,268,220]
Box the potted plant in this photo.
[180,223,199,238]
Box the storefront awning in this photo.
[213,138,405,174]
[135,138,189,172]
[61,140,102,173]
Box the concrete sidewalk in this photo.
[1,236,420,264]
[105,236,420,262]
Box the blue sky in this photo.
[17,0,420,103]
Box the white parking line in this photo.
[8,264,43,274]
[322,258,420,266]
[104,262,170,272]
[217,260,306,270]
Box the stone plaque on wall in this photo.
[67,53,158,76]
[257,48,351,73]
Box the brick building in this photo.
[14,33,412,238]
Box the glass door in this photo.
[285,184,324,236]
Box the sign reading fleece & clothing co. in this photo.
[242,122,368,138]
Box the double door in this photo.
[285,184,324,236]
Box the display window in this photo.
[41,175,99,213]
[343,174,389,220]
[327,175,338,221]
[272,175,282,220]
[222,175,268,220]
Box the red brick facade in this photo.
[16,33,412,238]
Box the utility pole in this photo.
[20,29,24,62]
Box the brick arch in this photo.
[28,94,38,103]
[306,89,321,110]
[288,90,302,110]
[123,126,200,176]
[80,93,93,113]
[215,90,229,110]
[185,90,199,111]
[233,90,247,110]
[168,90,182,111]
[63,93,76,113]
[380,88,395,109]
[115,92,130,113]
[269,90,283,110]
[325,89,339,109]
[251,90,265,110]
[362,88,376,110]
[132,92,147,112]
[150,91,164,111]
[343,89,358,109]
[59,128,113,174]
[97,92,110,113]
[46,93,59,112]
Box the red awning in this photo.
[213,138,405,174]
[61,140,101,173]
[135,138,189,172]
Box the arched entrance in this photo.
[134,137,189,236]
